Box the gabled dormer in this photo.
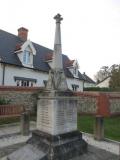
[14,27,36,68]
[72,60,79,78]
[66,59,79,78]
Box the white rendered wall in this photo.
[3,65,48,87]
[84,82,95,88]
[96,77,111,88]
[1,64,84,91]
[67,78,83,91]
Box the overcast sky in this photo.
[0,0,120,79]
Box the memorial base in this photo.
[7,130,87,160]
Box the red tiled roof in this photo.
[14,43,24,52]
[45,53,53,61]
[65,60,75,67]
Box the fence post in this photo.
[94,115,104,141]
[20,109,30,136]
[94,93,110,141]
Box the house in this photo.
[0,27,88,91]
[96,76,111,88]
[82,72,96,88]
[0,27,95,91]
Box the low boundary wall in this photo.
[0,86,120,116]
[0,86,41,112]
[75,92,120,117]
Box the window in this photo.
[74,67,77,75]
[23,50,30,64]
[21,80,29,87]
[43,80,47,87]
[31,82,34,87]
[14,76,37,87]
[73,66,78,77]
[17,80,34,87]
[72,84,79,91]
[16,81,20,86]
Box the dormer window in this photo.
[15,40,36,68]
[23,50,30,64]
[74,67,77,75]
[73,60,79,77]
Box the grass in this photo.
[0,114,36,125]
[77,114,120,141]
[0,117,20,125]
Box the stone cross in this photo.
[47,14,68,90]
[52,14,63,70]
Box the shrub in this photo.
[0,98,11,105]
[84,87,114,92]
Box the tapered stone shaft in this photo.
[52,14,63,70]
[47,14,68,90]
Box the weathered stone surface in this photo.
[5,142,119,160]
[71,145,119,160]
[0,143,25,159]
[37,90,77,135]
[46,14,68,91]
[94,116,104,140]
[7,130,87,160]
[7,144,46,160]
[46,69,68,91]
[20,111,30,136]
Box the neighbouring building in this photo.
[82,72,96,88]
[96,76,111,88]
[0,27,94,91]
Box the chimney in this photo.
[18,27,28,41]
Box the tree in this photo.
[109,64,120,89]
[94,66,110,83]
[95,64,120,90]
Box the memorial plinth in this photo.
[37,90,77,135]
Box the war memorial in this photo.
[2,14,118,160]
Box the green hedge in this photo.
[83,87,119,92]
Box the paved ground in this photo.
[83,132,120,155]
[0,122,119,159]
[71,145,119,160]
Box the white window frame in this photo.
[23,50,31,65]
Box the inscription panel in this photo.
[37,97,77,135]
[54,99,77,134]
[37,99,54,134]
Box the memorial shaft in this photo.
[53,14,63,70]
[47,14,68,90]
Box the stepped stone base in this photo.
[7,130,87,160]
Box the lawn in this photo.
[0,114,36,125]
[77,114,120,141]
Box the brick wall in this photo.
[75,92,120,117]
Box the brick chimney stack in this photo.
[18,27,28,41]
